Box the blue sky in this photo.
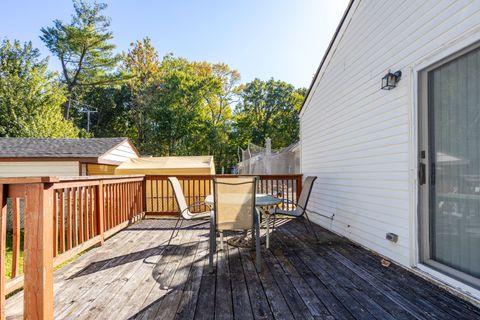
[0,0,349,88]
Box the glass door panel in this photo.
[427,46,480,282]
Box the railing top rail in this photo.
[57,174,145,182]
[145,174,303,178]
[0,176,60,184]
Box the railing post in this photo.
[0,184,6,320]
[24,183,54,320]
[296,175,303,204]
[97,181,105,245]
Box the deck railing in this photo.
[0,175,145,319]
[0,173,301,319]
[145,174,303,214]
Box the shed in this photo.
[0,137,139,177]
[114,156,215,175]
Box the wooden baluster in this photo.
[127,182,131,220]
[123,183,127,221]
[188,179,192,212]
[66,188,72,250]
[159,178,163,213]
[117,183,120,224]
[120,183,124,222]
[52,193,58,258]
[11,197,21,276]
[59,189,65,254]
[286,179,290,210]
[24,182,54,319]
[155,179,163,212]
[0,184,7,320]
[166,178,170,213]
[119,183,122,222]
[109,185,113,229]
[83,186,89,240]
[79,187,84,244]
[148,179,152,213]
[125,183,129,220]
[142,180,145,214]
[97,182,105,244]
[73,187,78,247]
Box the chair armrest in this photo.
[181,201,208,214]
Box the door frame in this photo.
[411,30,480,296]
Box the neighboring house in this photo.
[0,137,139,177]
[301,0,480,300]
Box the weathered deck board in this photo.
[5,217,480,320]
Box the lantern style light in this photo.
[381,70,402,90]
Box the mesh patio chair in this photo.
[209,177,261,273]
[268,176,319,242]
[168,177,211,243]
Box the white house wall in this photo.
[0,161,79,177]
[300,0,480,267]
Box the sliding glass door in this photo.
[419,44,480,288]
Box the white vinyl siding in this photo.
[100,140,139,163]
[301,0,480,267]
[0,161,79,177]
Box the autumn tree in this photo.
[0,39,80,137]
[40,0,122,119]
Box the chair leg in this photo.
[251,227,255,250]
[254,213,261,273]
[265,214,270,249]
[209,213,216,273]
[304,211,320,242]
[220,231,224,250]
[176,217,184,238]
[168,217,181,246]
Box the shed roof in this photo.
[0,137,130,159]
[116,156,214,170]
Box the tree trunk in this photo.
[64,96,72,120]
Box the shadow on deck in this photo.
[6,218,480,320]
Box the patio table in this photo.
[205,194,281,248]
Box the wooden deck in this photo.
[6,217,480,320]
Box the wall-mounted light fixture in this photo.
[381,70,402,90]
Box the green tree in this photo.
[147,55,211,156]
[0,39,80,138]
[40,0,122,119]
[197,62,241,171]
[235,78,304,149]
[80,85,135,138]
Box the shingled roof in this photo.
[0,137,129,158]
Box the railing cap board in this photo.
[0,175,146,185]
[57,174,145,182]
[0,176,60,184]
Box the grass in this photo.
[4,229,93,279]
[5,230,24,279]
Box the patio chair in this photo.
[268,176,319,241]
[168,177,211,242]
[209,177,261,273]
